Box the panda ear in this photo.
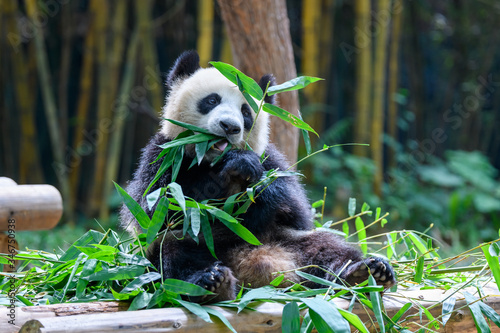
[258,74,276,104]
[166,51,200,89]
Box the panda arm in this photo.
[241,144,313,233]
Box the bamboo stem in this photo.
[25,0,73,222]
[4,0,44,184]
[99,0,129,220]
[353,0,372,157]
[197,0,214,66]
[70,2,97,212]
[102,30,140,220]
[387,1,403,170]
[371,0,391,197]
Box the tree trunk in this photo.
[217,0,300,163]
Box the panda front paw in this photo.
[220,150,265,184]
[188,262,237,302]
[342,257,396,289]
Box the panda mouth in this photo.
[212,139,229,152]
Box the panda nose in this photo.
[219,120,241,135]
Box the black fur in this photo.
[241,104,253,131]
[166,50,201,89]
[197,93,221,115]
[120,51,396,302]
[258,74,276,104]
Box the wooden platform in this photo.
[1,285,499,332]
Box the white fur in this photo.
[160,68,270,156]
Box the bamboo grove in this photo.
[1,0,499,225]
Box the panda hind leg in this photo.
[288,231,396,289]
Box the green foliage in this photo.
[308,145,500,251]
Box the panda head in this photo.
[160,51,276,161]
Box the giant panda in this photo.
[120,51,396,302]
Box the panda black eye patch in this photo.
[198,93,221,115]
[241,104,253,130]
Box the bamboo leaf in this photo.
[87,266,145,281]
[236,74,260,112]
[114,181,150,230]
[355,217,367,254]
[128,291,152,311]
[267,76,323,96]
[171,146,184,182]
[158,133,219,150]
[301,297,350,333]
[414,256,425,283]
[147,197,168,244]
[464,292,491,333]
[282,301,301,333]
[163,279,213,296]
[200,214,216,258]
[190,208,201,237]
[338,308,369,333]
[408,232,432,258]
[144,150,175,196]
[121,272,161,293]
[348,197,356,217]
[369,275,385,332]
[482,244,500,292]
[442,296,456,325]
[168,182,186,215]
[146,188,162,210]
[76,259,98,298]
[218,218,262,245]
[205,307,237,333]
[165,118,214,134]
[389,302,412,330]
[177,299,212,323]
[478,300,500,328]
[209,61,264,100]
[262,104,318,136]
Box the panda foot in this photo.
[342,257,396,289]
[189,262,237,302]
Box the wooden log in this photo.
[2,285,498,333]
[0,177,62,231]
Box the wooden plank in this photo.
[2,285,499,333]
[0,178,62,231]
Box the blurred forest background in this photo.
[1,0,500,252]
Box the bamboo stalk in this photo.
[88,0,111,217]
[58,2,74,148]
[135,0,163,113]
[353,0,372,157]
[3,0,44,184]
[70,1,97,211]
[301,0,323,142]
[102,30,140,220]
[220,28,233,64]
[197,0,214,66]
[25,0,73,222]
[387,0,403,170]
[371,0,391,197]
[98,0,129,220]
